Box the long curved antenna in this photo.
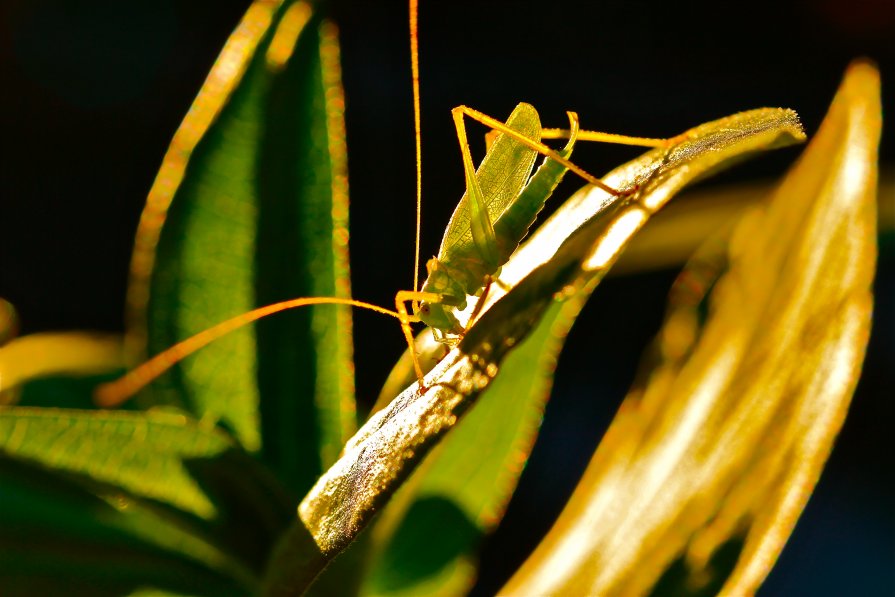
[94,297,404,407]
[409,0,423,293]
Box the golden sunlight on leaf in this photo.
[0,332,124,403]
[615,174,893,275]
[502,61,881,596]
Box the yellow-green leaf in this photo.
[501,60,880,597]
[0,332,124,404]
[0,408,235,519]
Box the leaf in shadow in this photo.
[0,406,295,583]
[0,454,247,596]
[364,496,479,594]
[500,61,881,596]
[264,107,805,595]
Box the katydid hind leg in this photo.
[451,108,501,271]
[541,126,689,148]
[453,105,621,195]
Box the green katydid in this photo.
[95,0,679,404]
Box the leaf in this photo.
[263,107,805,594]
[613,180,774,275]
[0,332,124,403]
[355,299,585,597]
[0,454,249,596]
[0,407,230,519]
[121,0,354,493]
[500,61,881,596]
[0,408,264,593]
[614,173,894,275]
[0,298,17,346]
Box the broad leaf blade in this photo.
[264,107,805,594]
[0,407,266,592]
[0,399,295,568]
[501,61,880,596]
[125,0,354,491]
[0,408,234,519]
[0,454,249,596]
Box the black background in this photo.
[1,0,893,594]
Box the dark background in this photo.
[1,0,892,594]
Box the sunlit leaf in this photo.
[263,107,805,594]
[119,0,353,494]
[0,332,124,404]
[356,297,596,597]
[615,175,893,275]
[501,61,881,597]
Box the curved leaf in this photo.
[0,454,249,596]
[501,61,880,596]
[263,107,805,594]
[123,0,354,494]
[0,403,294,558]
[0,407,235,519]
[0,332,124,403]
[616,174,892,274]
[0,407,263,592]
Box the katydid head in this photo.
[416,257,466,336]
[416,299,463,337]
